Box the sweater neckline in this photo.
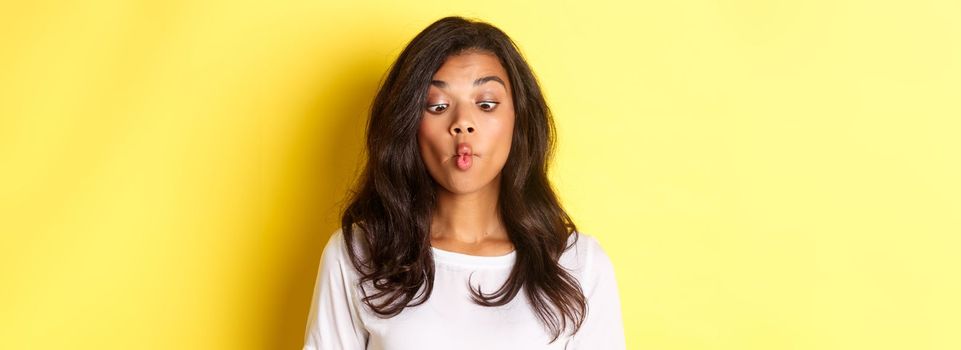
[430,246,516,267]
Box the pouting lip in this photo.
[450,154,478,160]
[455,142,476,157]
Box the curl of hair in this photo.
[339,16,585,342]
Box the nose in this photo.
[451,124,474,134]
[449,108,476,136]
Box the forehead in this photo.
[431,51,510,85]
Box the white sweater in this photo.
[303,227,626,350]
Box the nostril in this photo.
[467,127,474,133]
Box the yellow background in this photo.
[1,0,959,349]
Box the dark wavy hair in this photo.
[338,16,585,342]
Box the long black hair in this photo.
[339,16,585,342]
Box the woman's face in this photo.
[418,51,515,195]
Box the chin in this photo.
[442,184,483,195]
[442,177,493,195]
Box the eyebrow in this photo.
[430,75,507,89]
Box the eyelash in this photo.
[426,101,499,113]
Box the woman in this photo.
[303,16,625,350]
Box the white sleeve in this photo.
[570,236,627,349]
[303,230,369,350]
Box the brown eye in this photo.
[427,104,449,113]
[478,101,499,111]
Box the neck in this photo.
[430,177,506,244]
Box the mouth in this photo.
[454,153,475,170]
[453,142,477,170]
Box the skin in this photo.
[417,50,516,256]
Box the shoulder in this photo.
[559,231,607,265]
[559,231,617,293]
[560,231,614,295]
[319,228,347,271]
[320,225,368,277]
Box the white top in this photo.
[303,227,626,350]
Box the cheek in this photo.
[417,118,443,159]
[417,124,429,156]
[417,115,430,135]
[495,115,515,152]
[479,116,514,170]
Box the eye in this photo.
[477,101,499,111]
[426,103,449,113]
